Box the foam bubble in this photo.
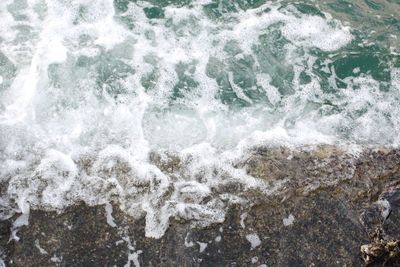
[283,214,295,226]
[246,233,261,250]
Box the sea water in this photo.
[0,0,399,238]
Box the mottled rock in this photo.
[1,146,400,266]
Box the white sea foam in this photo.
[246,233,262,250]
[283,214,295,226]
[0,0,398,239]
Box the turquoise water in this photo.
[0,0,399,238]
[1,0,399,151]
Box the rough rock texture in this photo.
[1,146,400,266]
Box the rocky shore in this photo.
[1,145,400,266]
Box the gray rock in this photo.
[1,146,400,266]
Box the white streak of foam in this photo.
[122,234,142,267]
[10,212,30,241]
[105,202,117,228]
[228,72,253,104]
[236,125,335,153]
[50,255,63,263]
[240,212,248,229]
[184,233,195,247]
[125,251,142,267]
[35,239,49,255]
[197,241,208,253]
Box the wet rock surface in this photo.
[1,146,400,267]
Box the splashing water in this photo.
[0,0,399,237]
